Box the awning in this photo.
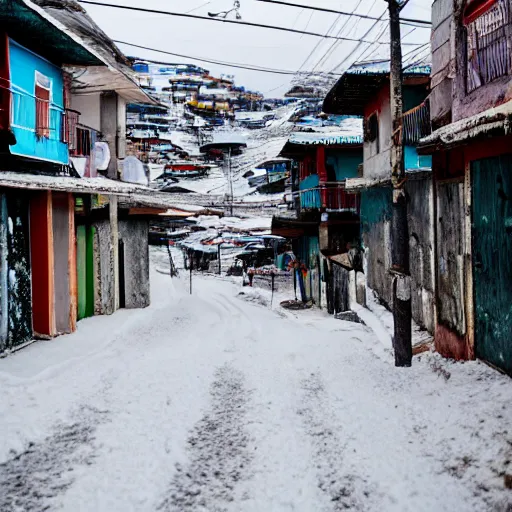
[344,177,391,191]
[418,101,512,153]
[0,172,198,210]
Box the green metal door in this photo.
[76,225,95,320]
[472,154,512,375]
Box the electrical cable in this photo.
[115,39,341,75]
[77,0,424,46]
[254,0,431,26]
[308,0,372,75]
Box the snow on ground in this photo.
[0,248,511,512]
[193,214,272,232]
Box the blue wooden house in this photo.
[8,39,68,164]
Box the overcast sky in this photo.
[82,0,433,98]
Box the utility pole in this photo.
[387,0,412,367]
[228,147,234,216]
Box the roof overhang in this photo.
[323,72,430,116]
[65,65,161,105]
[1,0,103,65]
[418,101,512,153]
[0,172,201,209]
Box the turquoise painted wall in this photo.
[403,86,427,112]
[298,235,319,268]
[9,39,68,164]
[360,187,393,234]
[326,149,362,181]
[405,145,432,170]
[299,174,321,209]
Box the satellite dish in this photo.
[94,142,111,171]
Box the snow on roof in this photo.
[30,0,159,105]
[419,101,512,150]
[288,117,363,145]
[346,60,431,76]
[0,172,203,210]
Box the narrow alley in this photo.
[1,250,510,512]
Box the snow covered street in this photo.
[1,250,511,512]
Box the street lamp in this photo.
[208,0,241,19]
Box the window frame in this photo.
[34,70,51,139]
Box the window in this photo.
[466,0,510,93]
[76,127,91,156]
[365,112,379,151]
[35,71,51,138]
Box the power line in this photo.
[328,7,389,74]
[254,0,431,27]
[115,39,341,76]
[77,0,424,45]
[309,0,373,75]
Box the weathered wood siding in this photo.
[93,219,117,315]
[330,262,350,314]
[52,193,72,334]
[119,219,150,309]
[406,177,435,333]
[436,180,466,335]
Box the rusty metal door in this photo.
[472,154,512,375]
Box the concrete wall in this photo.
[363,86,392,180]
[117,96,127,160]
[361,181,435,333]
[70,93,101,131]
[52,193,71,334]
[101,91,119,179]
[361,187,394,308]
[119,219,150,309]
[406,177,435,333]
[93,219,116,315]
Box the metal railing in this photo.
[466,0,511,93]
[295,182,360,213]
[402,100,431,145]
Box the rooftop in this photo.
[323,60,431,116]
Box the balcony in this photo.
[296,182,360,214]
[403,100,431,145]
[1,83,70,165]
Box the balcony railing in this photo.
[295,183,360,214]
[402,100,431,145]
[466,0,511,93]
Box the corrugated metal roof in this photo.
[346,60,431,76]
[288,116,363,145]
[288,133,363,145]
